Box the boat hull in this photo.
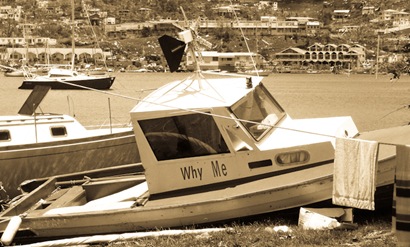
[18,76,115,90]
[0,130,139,197]
[4,71,25,77]
[0,154,395,241]
[238,70,270,77]
[0,162,334,239]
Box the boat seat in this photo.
[84,181,148,206]
[42,182,149,216]
[82,176,145,201]
[30,186,87,216]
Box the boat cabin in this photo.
[130,75,358,197]
[45,68,80,78]
[0,114,91,147]
[0,85,112,147]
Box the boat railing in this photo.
[0,114,66,124]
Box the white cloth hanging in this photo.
[333,137,379,210]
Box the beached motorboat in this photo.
[0,26,362,242]
[0,75,359,243]
[0,86,139,198]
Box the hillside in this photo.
[1,0,409,63]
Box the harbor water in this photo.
[0,72,409,133]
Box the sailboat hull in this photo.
[19,76,115,90]
[0,130,139,197]
[4,70,25,77]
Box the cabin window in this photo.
[50,74,69,78]
[51,126,67,136]
[0,130,11,141]
[230,84,285,140]
[275,151,310,165]
[139,113,230,161]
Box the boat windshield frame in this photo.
[230,83,285,140]
[138,112,230,161]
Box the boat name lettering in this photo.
[180,166,203,180]
[211,160,227,177]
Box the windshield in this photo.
[230,84,285,140]
[139,113,229,161]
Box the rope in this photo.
[81,0,109,70]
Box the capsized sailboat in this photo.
[0,15,401,244]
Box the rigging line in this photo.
[81,0,108,70]
[228,0,259,75]
[51,78,144,101]
[379,104,410,119]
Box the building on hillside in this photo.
[390,10,410,27]
[337,25,359,33]
[306,21,320,33]
[285,17,321,33]
[213,5,242,17]
[285,17,316,25]
[261,16,277,22]
[0,6,22,21]
[332,10,350,21]
[186,51,265,72]
[273,43,366,72]
[36,0,49,9]
[362,6,375,16]
[373,9,410,27]
[105,18,322,38]
[0,37,57,47]
[105,17,116,25]
[0,47,111,65]
[139,8,152,19]
[381,9,399,21]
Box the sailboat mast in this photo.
[23,16,28,66]
[71,0,75,71]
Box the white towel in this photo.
[332,138,379,210]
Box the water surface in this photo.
[1,72,408,132]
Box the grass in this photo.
[104,208,397,247]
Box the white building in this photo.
[1,47,111,65]
[0,37,57,47]
[0,6,22,21]
[186,51,264,72]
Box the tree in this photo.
[158,0,179,13]
[403,43,410,53]
[141,27,151,38]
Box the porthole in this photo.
[0,130,11,141]
[275,151,310,165]
[51,126,67,136]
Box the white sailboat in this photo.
[0,85,139,198]
[19,0,115,90]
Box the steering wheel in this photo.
[145,132,217,159]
